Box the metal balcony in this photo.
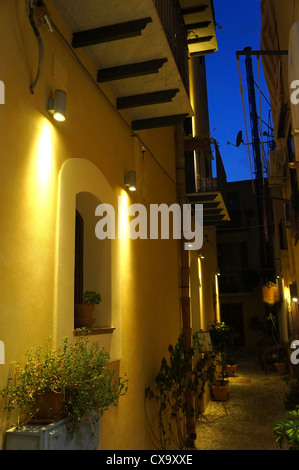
[184,137,230,226]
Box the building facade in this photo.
[217,179,276,350]
[260,0,299,342]
[0,0,222,450]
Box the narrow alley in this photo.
[195,352,289,451]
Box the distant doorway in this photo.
[220,303,245,347]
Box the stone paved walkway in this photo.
[195,354,290,450]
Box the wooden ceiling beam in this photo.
[97,58,167,82]
[117,89,179,109]
[132,114,189,130]
[72,17,152,48]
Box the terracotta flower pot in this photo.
[212,381,229,401]
[226,364,237,377]
[274,362,289,376]
[74,304,96,328]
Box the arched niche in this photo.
[55,158,121,361]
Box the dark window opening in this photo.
[74,210,84,304]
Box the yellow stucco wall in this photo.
[0,0,183,450]
[190,227,219,332]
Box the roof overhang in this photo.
[179,0,218,56]
[51,0,194,129]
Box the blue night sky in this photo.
[206,0,270,182]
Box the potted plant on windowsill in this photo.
[75,290,102,328]
[0,331,128,436]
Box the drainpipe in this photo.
[175,124,196,446]
[189,55,211,180]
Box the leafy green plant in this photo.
[0,331,127,434]
[209,321,237,354]
[284,377,299,411]
[82,291,102,304]
[226,347,241,366]
[208,321,238,385]
[274,409,299,449]
[145,333,214,450]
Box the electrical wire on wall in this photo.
[27,0,45,94]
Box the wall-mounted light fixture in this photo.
[124,170,136,192]
[289,161,299,169]
[47,89,67,122]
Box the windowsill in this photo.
[74,327,115,336]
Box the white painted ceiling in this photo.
[51,0,194,127]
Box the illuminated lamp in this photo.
[47,89,66,122]
[124,171,136,192]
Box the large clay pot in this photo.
[74,304,96,328]
[212,381,229,401]
[274,362,289,376]
[32,391,65,422]
[226,364,237,377]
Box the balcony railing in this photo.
[184,139,220,194]
[197,177,218,192]
[154,0,189,93]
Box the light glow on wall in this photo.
[215,273,221,322]
[37,121,53,186]
[118,190,133,314]
[118,191,132,267]
[24,118,56,241]
[118,192,129,240]
[27,118,57,213]
[284,286,291,301]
